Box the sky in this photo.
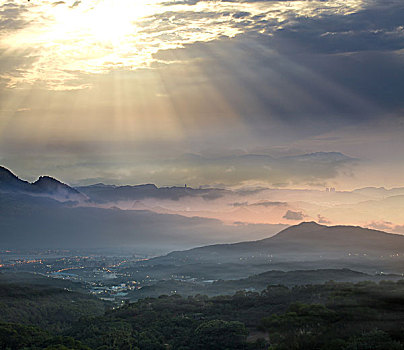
[0,0,404,191]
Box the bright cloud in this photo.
[0,0,366,89]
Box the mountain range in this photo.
[0,166,86,202]
[0,166,228,203]
[149,221,404,274]
[0,165,404,273]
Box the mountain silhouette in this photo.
[0,166,86,202]
[77,183,227,202]
[161,221,404,263]
[0,166,32,192]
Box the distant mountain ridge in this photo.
[0,166,31,192]
[1,165,404,273]
[0,165,229,203]
[76,183,228,202]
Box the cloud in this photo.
[283,210,306,221]
[251,201,287,207]
[0,148,356,187]
[232,11,251,18]
[393,225,404,234]
[230,200,287,207]
[2,0,403,135]
[70,0,81,8]
[0,0,403,193]
[231,201,249,207]
[0,0,381,90]
[159,152,356,187]
[0,3,29,32]
[367,220,394,231]
[317,214,331,224]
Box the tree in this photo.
[193,319,248,350]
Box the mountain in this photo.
[1,165,224,203]
[0,166,32,192]
[76,183,228,202]
[0,166,87,202]
[0,189,284,251]
[31,176,87,202]
[157,222,404,266]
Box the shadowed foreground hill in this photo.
[1,278,403,350]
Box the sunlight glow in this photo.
[0,0,365,89]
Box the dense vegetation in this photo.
[0,278,403,349]
[125,268,401,299]
[0,282,107,333]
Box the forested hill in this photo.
[0,277,403,349]
[0,280,107,332]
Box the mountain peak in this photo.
[0,165,31,191]
[0,165,22,181]
[0,166,87,202]
[270,221,327,241]
[34,175,63,185]
[0,165,15,175]
[296,221,325,229]
[32,176,81,195]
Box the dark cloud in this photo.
[235,188,267,196]
[152,0,404,134]
[232,11,251,18]
[0,3,29,31]
[229,200,288,208]
[70,0,81,7]
[230,201,249,207]
[251,201,287,207]
[153,36,380,138]
[283,210,306,221]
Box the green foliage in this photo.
[0,322,90,350]
[0,283,107,332]
[261,303,338,349]
[0,280,403,349]
[194,319,248,349]
[344,330,404,350]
